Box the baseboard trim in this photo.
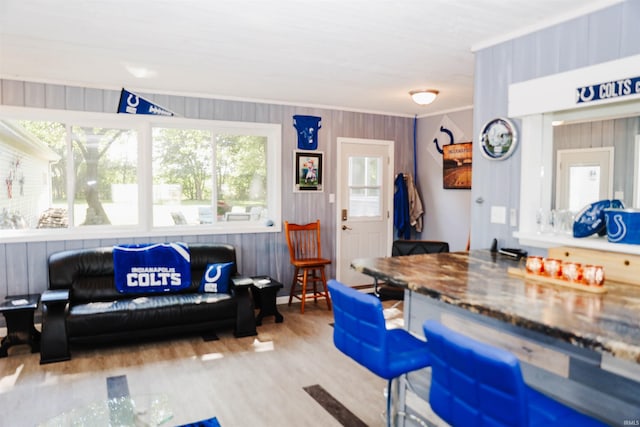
[275,284,375,305]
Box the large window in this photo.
[0,108,281,242]
[151,127,269,227]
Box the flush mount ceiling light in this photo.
[124,64,157,79]
[409,89,439,106]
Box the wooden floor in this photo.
[0,301,403,427]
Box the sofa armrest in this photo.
[40,289,70,364]
[229,276,257,337]
[231,276,254,289]
[41,289,70,304]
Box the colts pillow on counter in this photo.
[199,262,234,293]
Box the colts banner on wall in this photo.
[117,88,175,116]
[576,76,640,104]
[427,115,465,167]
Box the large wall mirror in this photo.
[509,54,640,254]
[553,114,640,212]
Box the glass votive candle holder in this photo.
[562,262,582,282]
[525,256,544,274]
[583,264,605,286]
[543,258,562,278]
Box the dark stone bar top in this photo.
[352,250,640,364]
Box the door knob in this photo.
[342,225,352,231]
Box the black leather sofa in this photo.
[39,243,257,364]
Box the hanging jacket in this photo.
[394,173,411,239]
[405,174,424,233]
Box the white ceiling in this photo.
[0,0,621,117]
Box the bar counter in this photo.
[352,249,640,364]
[351,250,640,425]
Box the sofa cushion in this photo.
[199,262,234,293]
[67,293,235,337]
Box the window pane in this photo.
[366,157,380,186]
[1,120,65,230]
[348,156,382,217]
[152,128,213,226]
[349,157,365,186]
[70,126,139,226]
[216,134,267,221]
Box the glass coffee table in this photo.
[39,394,173,427]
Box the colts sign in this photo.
[576,76,640,104]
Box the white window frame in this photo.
[0,106,282,243]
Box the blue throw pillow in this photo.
[199,262,234,293]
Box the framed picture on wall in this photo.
[443,142,472,189]
[294,151,323,192]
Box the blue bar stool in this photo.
[422,320,607,427]
[327,279,431,427]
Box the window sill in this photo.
[0,222,281,244]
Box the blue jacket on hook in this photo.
[394,173,411,239]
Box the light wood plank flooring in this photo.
[0,302,401,427]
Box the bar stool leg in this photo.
[386,379,393,427]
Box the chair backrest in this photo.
[423,320,529,427]
[284,220,324,262]
[391,240,449,256]
[328,279,391,378]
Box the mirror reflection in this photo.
[553,114,640,215]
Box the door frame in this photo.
[335,137,394,283]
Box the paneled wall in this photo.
[417,109,473,251]
[470,0,640,251]
[0,79,414,301]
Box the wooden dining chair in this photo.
[284,220,332,313]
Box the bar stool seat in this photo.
[328,280,430,427]
[422,320,607,427]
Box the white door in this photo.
[336,138,393,286]
[556,147,614,211]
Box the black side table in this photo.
[251,276,284,326]
[0,294,41,357]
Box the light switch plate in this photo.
[491,206,507,224]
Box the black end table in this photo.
[0,294,41,357]
[251,276,284,326]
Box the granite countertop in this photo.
[352,250,640,364]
